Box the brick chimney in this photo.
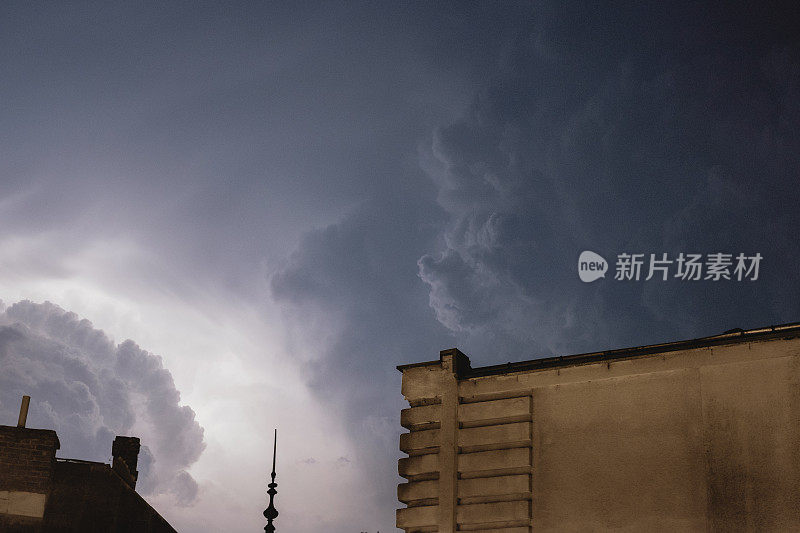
[112,436,140,489]
[0,398,60,520]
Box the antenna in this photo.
[264,429,278,532]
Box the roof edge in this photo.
[466,321,800,378]
[396,359,441,372]
[397,322,800,375]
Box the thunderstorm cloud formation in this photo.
[0,300,204,505]
[418,5,800,360]
[0,2,799,531]
[268,6,800,526]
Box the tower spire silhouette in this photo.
[263,429,278,532]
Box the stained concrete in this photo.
[397,326,800,532]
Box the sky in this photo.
[0,2,798,531]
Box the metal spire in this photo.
[263,429,278,532]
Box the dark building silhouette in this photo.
[0,399,175,533]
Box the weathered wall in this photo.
[397,332,800,532]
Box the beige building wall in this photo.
[396,325,800,532]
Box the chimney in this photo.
[17,395,30,427]
[112,436,141,489]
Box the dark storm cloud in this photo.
[0,1,527,301]
[2,1,799,531]
[418,3,800,360]
[0,300,205,505]
[0,3,537,530]
[271,4,800,529]
[271,197,452,527]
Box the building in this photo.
[0,400,175,533]
[396,323,800,532]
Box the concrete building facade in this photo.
[396,324,800,532]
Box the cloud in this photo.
[270,197,451,529]
[268,9,800,530]
[0,300,205,505]
[417,5,800,359]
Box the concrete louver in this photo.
[397,349,533,532]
